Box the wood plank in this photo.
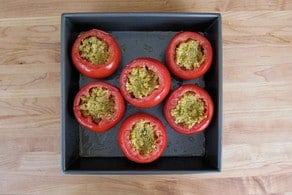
[1,0,292,19]
[0,171,291,194]
[0,115,59,130]
[0,97,59,116]
[0,27,60,50]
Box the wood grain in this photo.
[0,0,292,194]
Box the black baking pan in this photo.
[61,12,222,174]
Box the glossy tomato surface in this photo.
[166,31,213,80]
[118,113,167,163]
[73,82,125,132]
[119,57,171,108]
[164,84,214,134]
[71,29,121,78]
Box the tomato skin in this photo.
[73,82,125,133]
[119,57,171,108]
[71,29,121,78]
[118,113,168,163]
[166,31,213,80]
[164,84,214,135]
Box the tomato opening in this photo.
[166,31,213,80]
[164,84,214,134]
[119,58,171,108]
[74,82,125,133]
[78,36,110,65]
[79,87,115,124]
[171,92,206,129]
[118,113,167,163]
[130,120,158,155]
[71,29,121,78]
[125,66,159,99]
[175,40,205,70]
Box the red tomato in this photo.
[73,82,125,133]
[119,57,171,108]
[118,113,167,163]
[166,31,213,80]
[164,84,214,134]
[71,29,121,78]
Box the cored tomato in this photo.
[118,113,167,163]
[119,57,171,108]
[71,29,121,78]
[164,84,214,134]
[73,82,125,132]
[166,31,213,80]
